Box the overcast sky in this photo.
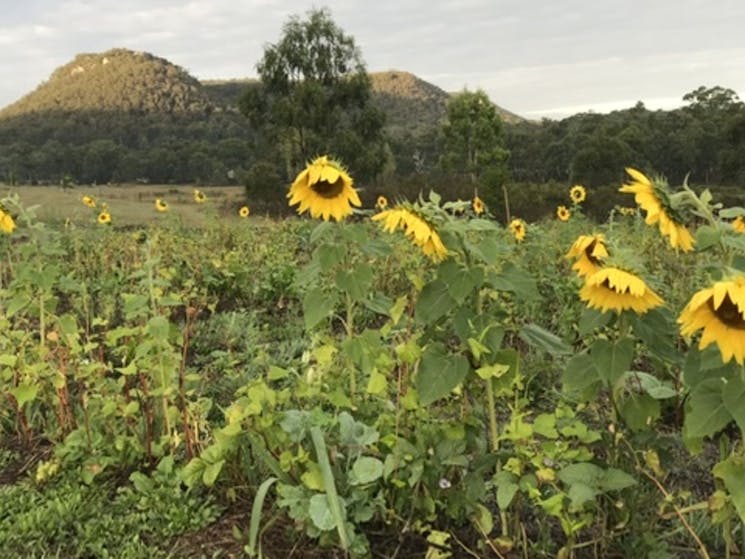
[1,0,744,119]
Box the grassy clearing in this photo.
[4,184,250,227]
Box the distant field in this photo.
[3,184,251,227]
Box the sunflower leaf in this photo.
[303,288,337,330]
[590,338,634,386]
[719,206,745,219]
[722,373,745,435]
[694,225,721,250]
[684,378,732,439]
[489,263,539,301]
[519,323,572,356]
[713,454,745,523]
[577,308,612,337]
[415,279,457,325]
[416,343,470,406]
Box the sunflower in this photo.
[82,195,96,208]
[678,276,745,364]
[372,207,448,262]
[509,218,526,242]
[732,216,745,234]
[566,234,608,278]
[239,206,250,218]
[155,199,169,213]
[376,196,388,210]
[97,211,111,225]
[570,185,586,204]
[556,205,571,221]
[193,189,207,203]
[580,267,663,314]
[287,155,361,221]
[473,196,485,216]
[0,205,15,234]
[619,167,694,252]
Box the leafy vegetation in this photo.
[2,168,745,557]
[2,10,745,557]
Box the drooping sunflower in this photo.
[82,195,96,208]
[372,207,448,262]
[732,216,745,234]
[678,276,745,364]
[0,205,15,234]
[155,199,169,213]
[509,218,526,242]
[287,155,361,222]
[193,189,207,203]
[566,234,608,278]
[473,196,485,216]
[619,167,694,252]
[556,205,571,221]
[570,185,586,204]
[239,206,250,218]
[376,196,388,210]
[580,267,664,314]
[97,211,111,225]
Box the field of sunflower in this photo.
[2,159,745,558]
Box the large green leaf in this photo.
[302,287,336,330]
[489,263,539,301]
[619,393,660,432]
[416,343,470,406]
[10,384,39,408]
[695,225,721,250]
[713,455,745,522]
[349,456,384,485]
[578,308,612,337]
[519,323,572,356]
[561,353,601,401]
[722,373,745,434]
[308,494,337,531]
[630,308,682,364]
[334,264,373,302]
[684,378,732,439]
[437,260,483,302]
[415,279,457,325]
[590,337,634,386]
[314,242,346,269]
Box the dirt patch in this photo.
[0,437,54,486]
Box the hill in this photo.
[199,70,524,137]
[370,70,524,134]
[0,49,213,117]
[0,48,525,186]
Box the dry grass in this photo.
[4,184,250,227]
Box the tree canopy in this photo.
[440,89,510,195]
[240,8,388,182]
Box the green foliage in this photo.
[240,8,387,181]
[5,179,745,558]
[440,89,510,200]
[0,466,221,558]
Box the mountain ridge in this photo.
[0,48,525,129]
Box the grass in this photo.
[3,184,250,227]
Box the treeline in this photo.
[506,86,745,187]
[1,85,744,202]
[0,110,255,185]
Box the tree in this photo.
[440,89,510,192]
[239,8,388,182]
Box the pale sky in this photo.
[1,0,744,119]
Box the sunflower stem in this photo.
[344,293,356,398]
[485,378,499,453]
